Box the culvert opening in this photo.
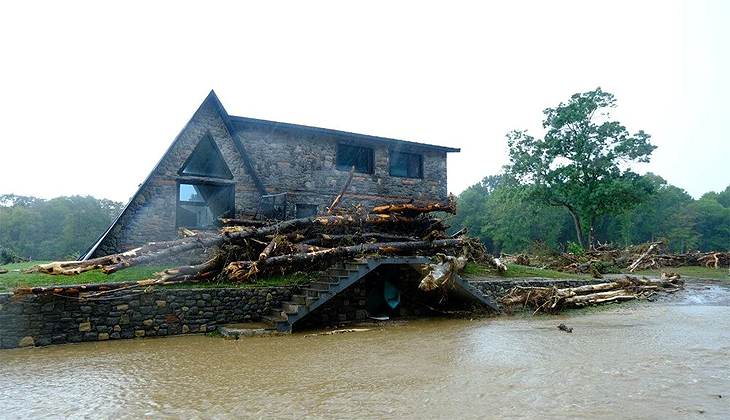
[291,263,488,333]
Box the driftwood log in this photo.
[419,254,466,291]
[327,166,355,214]
[499,275,684,314]
[628,242,660,272]
[371,194,457,216]
[225,238,465,282]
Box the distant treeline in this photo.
[2,175,728,264]
[0,194,123,262]
[450,173,730,254]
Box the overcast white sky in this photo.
[0,1,727,204]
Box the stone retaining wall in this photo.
[0,287,293,349]
[0,278,605,349]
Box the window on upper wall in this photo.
[389,151,423,178]
[179,133,233,179]
[177,182,234,228]
[336,143,374,174]
[295,203,318,218]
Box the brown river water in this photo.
[1,281,728,420]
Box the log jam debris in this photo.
[17,195,493,295]
[499,275,684,314]
[501,241,730,275]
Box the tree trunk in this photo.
[327,166,354,214]
[301,233,417,247]
[587,216,596,250]
[224,238,465,281]
[371,195,457,215]
[499,276,684,313]
[566,206,585,249]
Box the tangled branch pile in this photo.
[19,196,500,295]
[504,241,730,275]
[499,274,684,314]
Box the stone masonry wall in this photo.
[0,287,293,349]
[233,119,450,220]
[0,278,610,349]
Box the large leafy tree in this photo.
[504,87,656,249]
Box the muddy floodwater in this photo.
[1,281,729,420]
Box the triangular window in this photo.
[180,133,233,179]
[177,182,234,228]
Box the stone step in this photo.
[344,262,367,270]
[291,294,318,305]
[263,257,386,333]
[309,280,337,290]
[270,307,288,319]
[327,268,351,277]
[279,302,301,315]
[217,323,282,339]
[304,288,330,297]
[261,315,291,333]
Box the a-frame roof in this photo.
[81,90,243,260]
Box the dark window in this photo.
[296,203,318,218]
[389,151,423,178]
[254,193,287,221]
[177,182,234,228]
[180,133,233,179]
[336,143,374,174]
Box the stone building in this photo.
[83,90,459,259]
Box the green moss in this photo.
[0,262,172,292]
[156,272,314,290]
[460,262,489,276]
[461,261,589,280]
[0,261,317,292]
[248,272,315,287]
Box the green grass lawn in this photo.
[4,259,725,294]
[0,261,313,292]
[460,262,590,279]
[460,262,730,282]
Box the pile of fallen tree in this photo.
[502,241,729,276]
[17,195,502,295]
[499,274,684,314]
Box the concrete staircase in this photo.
[258,256,499,333]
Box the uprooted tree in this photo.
[503,87,657,250]
[500,274,684,315]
